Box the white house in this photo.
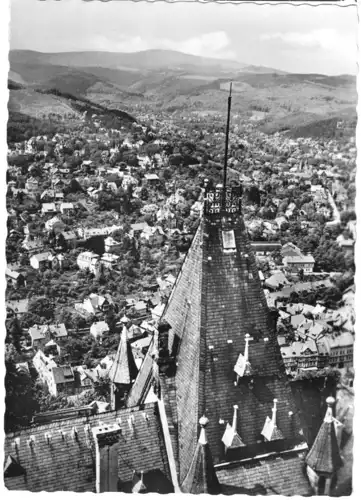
[90,321,110,341]
[30,252,52,270]
[77,251,100,274]
[100,253,120,269]
[60,202,74,215]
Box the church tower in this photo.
[126,85,310,492]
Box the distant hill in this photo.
[7,84,136,143]
[10,49,249,72]
[8,49,356,139]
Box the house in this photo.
[164,273,176,287]
[30,252,53,270]
[264,271,289,291]
[281,242,303,258]
[28,323,68,349]
[283,255,315,275]
[41,190,56,202]
[322,333,354,368]
[25,177,39,192]
[33,350,58,390]
[290,314,306,329]
[77,251,100,274]
[55,191,65,202]
[104,236,122,254]
[151,303,165,321]
[22,236,45,254]
[48,253,64,270]
[60,202,74,215]
[75,294,115,316]
[144,173,160,184]
[45,216,65,234]
[62,231,78,248]
[41,203,57,215]
[100,253,120,269]
[130,222,150,238]
[280,339,320,374]
[5,268,26,287]
[50,366,75,397]
[6,299,29,317]
[90,321,110,341]
[141,226,166,246]
[73,366,95,392]
[134,301,147,315]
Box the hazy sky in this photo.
[9,0,358,75]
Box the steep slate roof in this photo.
[125,187,314,493]
[161,212,306,481]
[4,403,171,492]
[108,326,139,386]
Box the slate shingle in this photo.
[4,403,170,492]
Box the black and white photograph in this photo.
[3,0,358,495]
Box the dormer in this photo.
[261,399,285,442]
[234,334,253,385]
[222,405,246,451]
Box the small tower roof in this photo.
[261,399,285,442]
[222,405,246,450]
[306,396,343,474]
[132,471,147,493]
[108,326,138,385]
[181,416,221,494]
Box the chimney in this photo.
[92,423,122,493]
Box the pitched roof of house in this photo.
[52,365,74,384]
[4,403,171,492]
[31,252,52,263]
[284,255,315,264]
[6,299,29,314]
[108,327,139,386]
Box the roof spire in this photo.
[232,404,238,432]
[223,82,232,193]
[198,415,209,445]
[324,396,335,423]
[271,398,278,425]
[181,416,221,494]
